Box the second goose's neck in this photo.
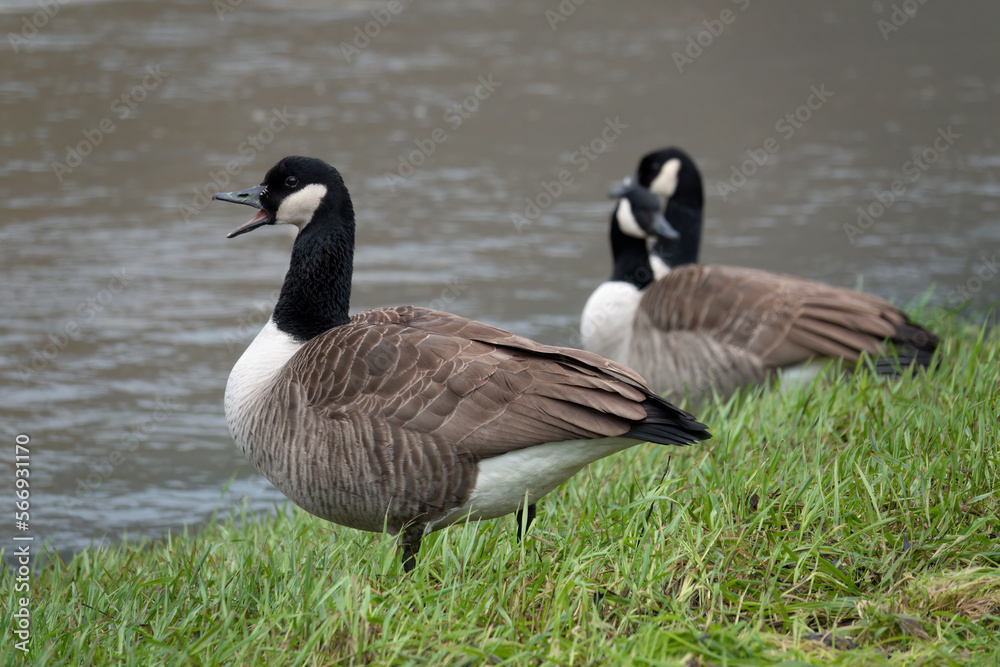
[610,220,655,290]
[272,209,355,343]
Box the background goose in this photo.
[213,156,710,572]
[582,168,939,406]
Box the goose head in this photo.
[635,147,701,204]
[605,179,679,289]
[213,156,354,238]
[628,147,705,268]
[607,178,678,242]
[213,156,358,340]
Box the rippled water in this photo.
[2,0,997,561]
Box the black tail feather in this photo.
[875,320,940,376]
[625,394,711,446]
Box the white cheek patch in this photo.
[616,198,646,239]
[275,183,327,229]
[649,158,681,198]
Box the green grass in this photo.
[4,311,1000,666]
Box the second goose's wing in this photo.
[639,265,922,368]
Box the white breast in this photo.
[224,318,303,457]
[580,281,642,364]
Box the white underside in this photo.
[580,281,641,364]
[775,359,829,390]
[224,319,303,456]
[430,437,632,531]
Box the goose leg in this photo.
[400,524,423,573]
[516,503,537,541]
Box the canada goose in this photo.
[213,156,710,572]
[582,163,938,405]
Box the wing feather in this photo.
[641,265,936,368]
[285,306,706,457]
[252,306,709,534]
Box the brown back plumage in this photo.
[631,264,937,402]
[244,306,708,537]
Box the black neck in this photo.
[653,200,701,267]
[272,201,355,342]
[609,213,655,289]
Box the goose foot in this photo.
[400,524,423,573]
[516,503,536,541]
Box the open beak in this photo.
[212,185,273,238]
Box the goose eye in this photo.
[285,176,299,188]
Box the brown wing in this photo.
[640,264,927,368]
[290,306,709,452]
[267,306,707,533]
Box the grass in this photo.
[4,310,1000,666]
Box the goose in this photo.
[212,156,711,572]
[581,149,938,405]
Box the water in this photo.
[2,0,998,562]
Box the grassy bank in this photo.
[4,312,999,666]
